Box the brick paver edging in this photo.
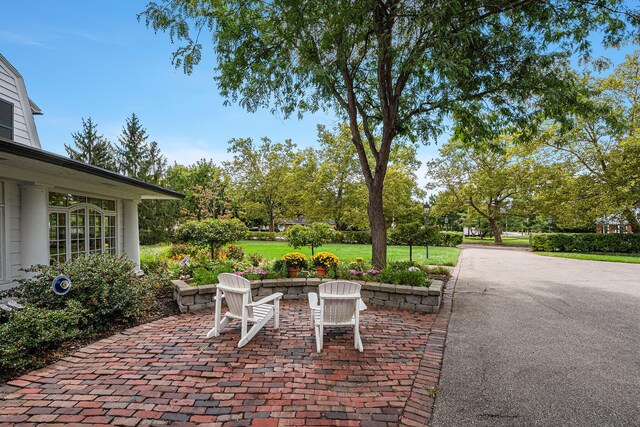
[173,277,445,315]
[398,250,463,426]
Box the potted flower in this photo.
[282,252,308,277]
[312,252,339,277]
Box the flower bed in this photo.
[171,277,444,314]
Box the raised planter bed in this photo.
[171,278,444,314]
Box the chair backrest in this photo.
[319,281,361,324]
[217,273,253,317]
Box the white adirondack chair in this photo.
[308,281,364,353]
[206,273,283,348]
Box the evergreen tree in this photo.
[115,113,170,244]
[64,117,116,171]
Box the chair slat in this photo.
[313,281,364,352]
[207,273,282,348]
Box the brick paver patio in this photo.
[0,291,456,426]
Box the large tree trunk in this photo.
[623,208,640,233]
[368,183,387,269]
[268,208,275,232]
[489,218,503,244]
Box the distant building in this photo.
[595,209,639,234]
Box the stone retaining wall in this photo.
[171,278,444,314]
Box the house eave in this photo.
[0,137,184,200]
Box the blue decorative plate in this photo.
[52,275,72,295]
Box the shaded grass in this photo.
[463,236,531,247]
[140,241,461,266]
[536,251,640,264]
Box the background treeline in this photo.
[66,121,426,244]
[66,52,640,246]
[427,52,640,243]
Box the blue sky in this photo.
[1,1,637,181]
[2,1,342,166]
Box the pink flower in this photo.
[366,269,380,276]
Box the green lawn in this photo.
[536,251,640,264]
[140,240,461,266]
[463,236,531,247]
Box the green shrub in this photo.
[530,233,640,253]
[0,301,87,372]
[272,259,286,276]
[139,229,170,245]
[168,243,209,260]
[227,244,245,261]
[378,264,430,287]
[387,260,416,271]
[340,231,372,244]
[140,258,167,275]
[190,261,236,286]
[248,252,264,266]
[192,268,217,285]
[175,218,248,260]
[247,231,277,241]
[391,269,430,287]
[8,254,153,330]
[425,266,451,276]
[435,232,463,247]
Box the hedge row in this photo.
[530,233,640,253]
[244,230,461,247]
[247,231,279,241]
[434,232,464,247]
[334,231,373,244]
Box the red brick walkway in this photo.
[0,294,454,426]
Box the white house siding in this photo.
[0,60,40,148]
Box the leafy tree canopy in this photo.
[175,218,248,260]
[165,159,232,221]
[536,51,640,232]
[285,222,337,256]
[427,134,549,243]
[141,0,638,266]
[225,137,297,231]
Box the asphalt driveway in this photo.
[431,246,640,426]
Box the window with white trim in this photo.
[48,192,117,264]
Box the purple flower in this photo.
[366,269,380,276]
[347,269,363,276]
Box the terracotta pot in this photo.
[316,266,328,277]
[287,267,299,278]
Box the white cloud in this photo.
[0,30,47,47]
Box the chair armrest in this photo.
[247,292,283,307]
[308,292,319,310]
